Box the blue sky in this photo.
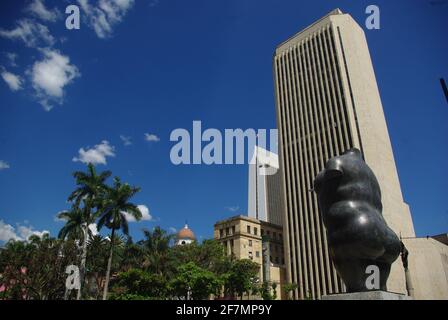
[0,0,447,243]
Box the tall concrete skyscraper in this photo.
[273,9,416,299]
[248,146,284,226]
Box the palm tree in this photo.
[86,235,108,299]
[121,238,145,271]
[57,203,96,242]
[86,234,125,299]
[97,177,142,300]
[66,163,111,299]
[68,163,112,208]
[140,227,174,275]
[57,203,97,299]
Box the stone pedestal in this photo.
[321,291,412,300]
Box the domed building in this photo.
[176,223,196,245]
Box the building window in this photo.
[261,229,264,236]
[219,229,223,238]
[226,227,229,236]
[249,240,252,247]
[256,251,260,258]
[247,225,251,234]
[254,227,258,235]
[249,251,253,260]
[232,226,236,235]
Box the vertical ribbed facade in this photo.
[274,20,350,299]
[266,170,284,227]
[273,9,416,299]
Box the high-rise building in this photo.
[273,9,416,299]
[248,146,284,226]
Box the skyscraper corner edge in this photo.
[275,8,345,55]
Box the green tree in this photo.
[85,235,109,298]
[139,226,174,275]
[65,163,111,299]
[84,234,126,299]
[0,235,79,300]
[57,206,92,242]
[0,240,31,299]
[258,281,277,300]
[110,268,167,299]
[97,177,142,300]
[224,259,259,299]
[191,239,229,273]
[170,262,222,300]
[57,201,97,298]
[120,239,145,272]
[165,239,232,299]
[282,283,298,300]
[168,240,230,275]
[271,282,278,300]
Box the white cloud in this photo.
[120,134,132,146]
[144,133,160,142]
[78,0,135,39]
[88,223,99,236]
[5,52,18,67]
[26,0,61,22]
[73,140,116,165]
[226,206,240,212]
[0,220,19,242]
[30,49,80,110]
[17,225,48,240]
[123,204,152,222]
[0,220,49,243]
[0,19,55,48]
[1,70,23,91]
[137,205,152,221]
[0,160,10,170]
